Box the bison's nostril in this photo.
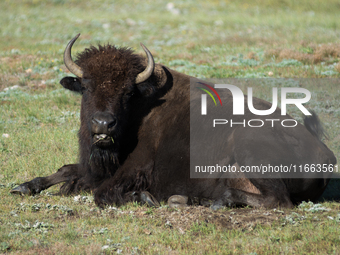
[91,113,116,134]
[108,118,117,129]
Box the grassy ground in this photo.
[0,0,340,254]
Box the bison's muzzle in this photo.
[91,112,116,148]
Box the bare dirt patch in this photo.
[134,206,286,233]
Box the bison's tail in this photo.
[304,111,328,140]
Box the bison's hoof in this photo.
[168,195,188,209]
[94,190,113,208]
[96,197,110,208]
[211,199,235,210]
[10,183,31,195]
[210,203,223,211]
[140,191,160,207]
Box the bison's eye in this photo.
[81,78,92,93]
[125,91,136,98]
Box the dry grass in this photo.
[265,43,340,64]
[335,63,340,73]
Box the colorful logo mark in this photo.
[197,82,222,106]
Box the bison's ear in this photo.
[136,83,155,97]
[135,65,169,97]
[60,77,82,93]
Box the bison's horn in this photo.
[64,33,84,78]
[135,43,155,84]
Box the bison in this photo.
[11,34,336,209]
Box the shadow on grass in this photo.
[319,179,340,202]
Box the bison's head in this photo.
[59,34,163,171]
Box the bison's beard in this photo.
[89,145,119,180]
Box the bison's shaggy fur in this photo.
[76,45,145,87]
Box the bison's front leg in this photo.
[11,164,81,195]
[94,160,159,207]
[94,182,159,208]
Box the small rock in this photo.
[3,85,20,91]
[2,134,9,138]
[126,18,136,26]
[166,2,180,15]
[102,23,110,29]
[143,229,151,235]
[102,245,110,250]
[25,68,32,74]
[166,2,175,10]
[168,195,188,209]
